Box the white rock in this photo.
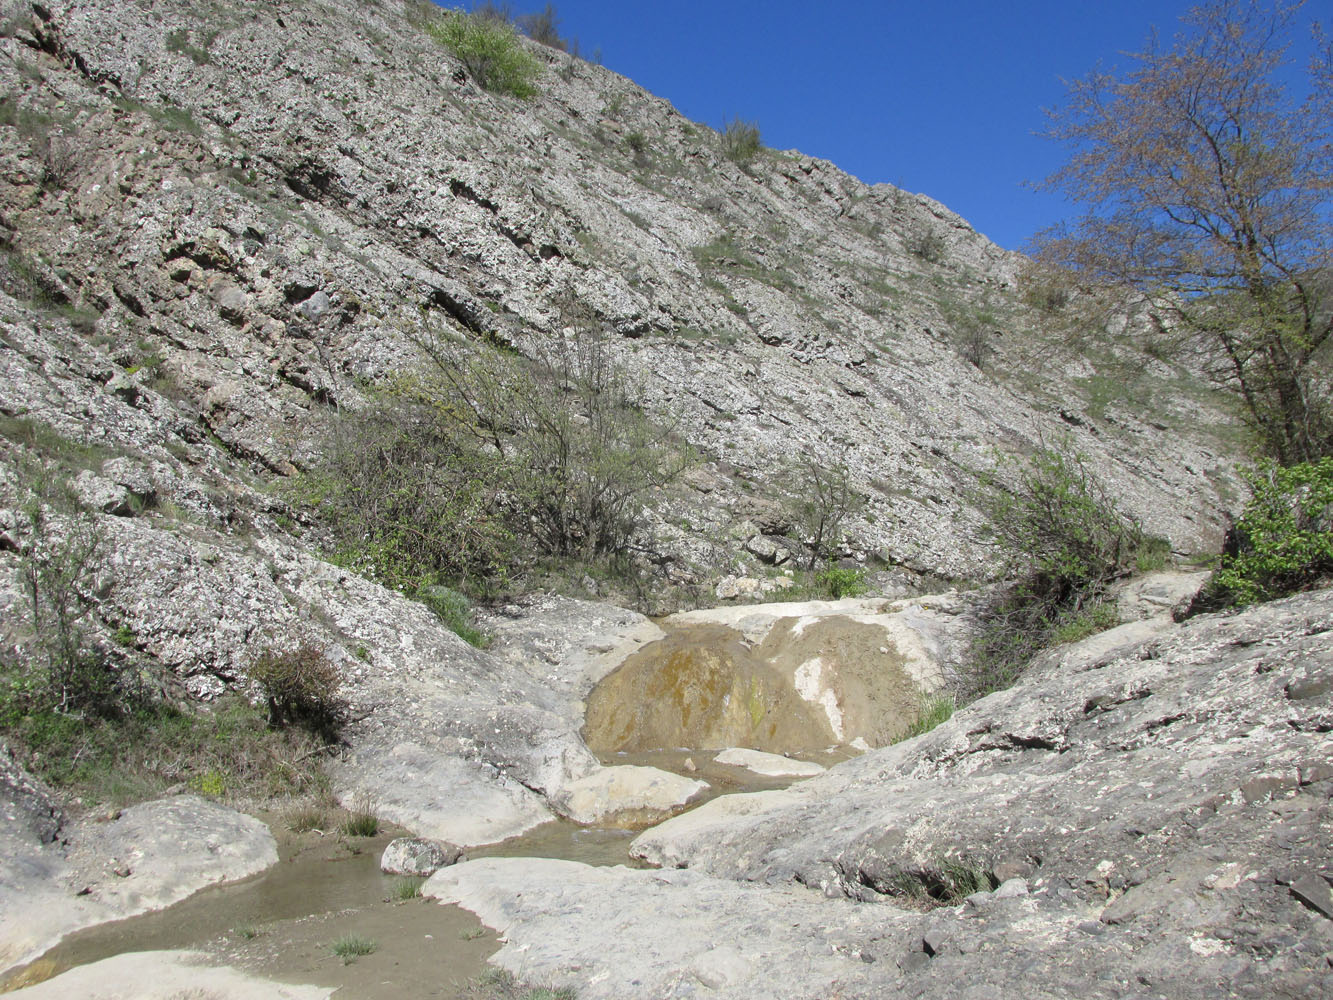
[552,765,707,826]
[11,950,330,999]
[713,748,824,778]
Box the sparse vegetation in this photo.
[0,693,332,809]
[9,461,113,716]
[719,118,761,165]
[340,792,380,837]
[165,28,214,66]
[331,934,377,964]
[516,4,567,50]
[894,692,956,743]
[299,299,689,613]
[416,585,489,647]
[462,968,577,1000]
[906,223,946,263]
[966,444,1162,699]
[884,856,997,907]
[287,803,332,833]
[37,129,89,190]
[781,455,863,568]
[427,8,542,98]
[391,878,424,901]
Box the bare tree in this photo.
[1033,0,1332,463]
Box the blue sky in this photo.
[466,1,1323,252]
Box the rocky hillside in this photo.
[0,0,1242,615]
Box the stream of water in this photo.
[2,750,826,998]
[3,616,893,997]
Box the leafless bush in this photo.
[38,130,89,190]
[517,3,566,50]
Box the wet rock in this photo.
[1,796,276,975]
[713,748,824,778]
[380,837,462,877]
[551,765,707,827]
[11,950,331,999]
[584,598,963,756]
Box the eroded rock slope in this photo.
[0,0,1241,605]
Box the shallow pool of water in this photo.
[2,751,822,997]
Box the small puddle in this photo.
[2,822,497,998]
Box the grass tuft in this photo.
[331,935,377,964]
[894,692,955,744]
[341,792,379,837]
[391,878,424,901]
[287,804,331,833]
[463,968,577,1000]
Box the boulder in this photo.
[713,748,824,778]
[380,837,462,877]
[550,765,707,827]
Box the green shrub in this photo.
[967,444,1160,699]
[816,567,866,599]
[248,644,345,742]
[427,9,542,98]
[720,118,761,165]
[1208,458,1333,606]
[295,388,521,595]
[983,445,1148,604]
[298,305,689,604]
[413,305,691,561]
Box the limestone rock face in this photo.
[583,596,965,753]
[0,0,1244,610]
[713,748,825,778]
[550,765,707,827]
